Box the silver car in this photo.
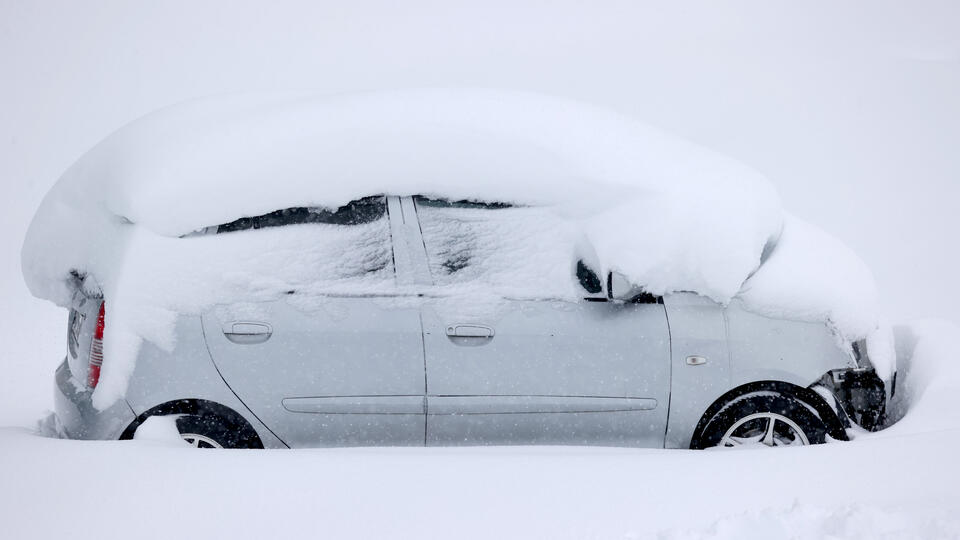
[52,195,889,449]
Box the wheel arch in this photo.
[687,380,847,449]
[118,398,264,448]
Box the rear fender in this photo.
[122,314,288,448]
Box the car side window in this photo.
[414,197,512,280]
[414,197,586,299]
[576,260,603,295]
[184,196,394,288]
[216,196,386,234]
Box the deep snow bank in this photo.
[20,90,891,405]
[881,319,960,434]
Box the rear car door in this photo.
[413,198,672,447]
[201,196,426,447]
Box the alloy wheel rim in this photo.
[719,412,810,448]
[180,433,224,449]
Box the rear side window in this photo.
[414,198,582,299]
[182,196,394,290]
[216,196,386,234]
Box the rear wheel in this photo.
[180,432,224,449]
[696,392,828,449]
[174,414,259,449]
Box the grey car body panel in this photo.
[282,396,426,414]
[662,293,732,449]
[428,410,665,446]
[54,358,136,440]
[123,314,288,448]
[54,196,872,449]
[202,297,427,448]
[422,300,671,447]
[662,293,859,449]
[724,298,856,387]
[55,288,139,441]
[427,396,658,414]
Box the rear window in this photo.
[67,307,85,358]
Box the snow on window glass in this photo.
[415,200,582,300]
[216,196,387,234]
[292,218,393,284]
[163,197,396,294]
[124,206,395,320]
[203,211,394,290]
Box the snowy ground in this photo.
[3,2,960,539]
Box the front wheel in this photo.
[696,392,829,449]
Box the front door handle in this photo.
[445,324,494,346]
[223,322,273,345]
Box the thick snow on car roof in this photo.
[23,89,782,299]
[21,90,891,406]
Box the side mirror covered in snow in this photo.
[607,271,660,304]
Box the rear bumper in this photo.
[53,357,136,440]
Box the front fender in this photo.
[815,367,887,431]
[725,299,858,389]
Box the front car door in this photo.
[202,196,427,447]
[412,197,672,447]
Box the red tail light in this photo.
[87,302,105,388]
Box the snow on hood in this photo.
[20,89,891,406]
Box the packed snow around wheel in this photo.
[20,90,893,407]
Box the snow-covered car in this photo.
[25,90,893,449]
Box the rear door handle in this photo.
[445,324,494,346]
[446,324,494,338]
[223,322,273,345]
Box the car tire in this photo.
[174,414,261,449]
[696,392,829,449]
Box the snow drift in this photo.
[20,89,892,406]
